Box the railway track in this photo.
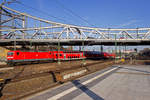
[0,59,118,100]
[0,60,106,77]
[0,60,107,81]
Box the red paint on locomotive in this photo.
[7,51,54,62]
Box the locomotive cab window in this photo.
[16,52,20,55]
[7,52,14,56]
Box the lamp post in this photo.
[82,41,86,66]
[136,27,139,39]
[101,45,103,52]
[115,34,117,63]
[58,38,61,65]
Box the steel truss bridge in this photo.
[0,5,150,46]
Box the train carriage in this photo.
[53,51,85,60]
[84,51,115,59]
[7,51,54,65]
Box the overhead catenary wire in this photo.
[54,0,97,27]
[15,1,70,24]
[17,0,98,28]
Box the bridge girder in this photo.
[0,6,150,46]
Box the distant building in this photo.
[124,50,135,54]
[112,49,135,54]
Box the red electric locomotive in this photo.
[7,51,54,65]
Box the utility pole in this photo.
[82,41,86,66]
[136,27,139,39]
[119,44,121,59]
[101,45,103,52]
[108,28,110,39]
[115,34,117,63]
[22,15,26,39]
[58,39,61,65]
[136,28,139,39]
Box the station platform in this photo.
[24,65,150,100]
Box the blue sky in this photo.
[1,0,150,28]
[1,0,150,51]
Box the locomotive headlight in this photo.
[7,57,13,58]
